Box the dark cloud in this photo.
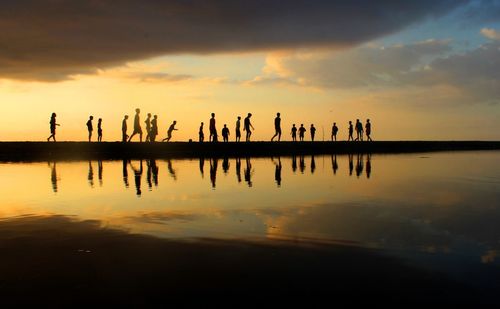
[0,0,467,81]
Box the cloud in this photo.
[253,39,500,104]
[481,28,500,40]
[0,0,467,81]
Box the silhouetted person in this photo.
[348,154,354,176]
[331,122,338,141]
[291,124,297,141]
[88,161,94,187]
[356,154,364,177]
[235,116,241,142]
[310,124,316,141]
[86,116,94,142]
[311,155,316,174]
[98,160,103,186]
[222,124,230,142]
[199,122,204,142]
[365,119,372,141]
[292,155,297,173]
[48,162,58,193]
[271,113,281,141]
[128,108,142,142]
[162,121,178,142]
[167,159,177,181]
[348,121,354,141]
[97,118,103,142]
[145,113,152,142]
[222,157,230,174]
[150,115,158,142]
[299,155,305,173]
[355,119,363,141]
[235,157,242,183]
[244,113,254,142]
[47,113,60,142]
[244,157,253,187]
[273,157,282,187]
[122,159,130,188]
[299,124,306,141]
[199,157,205,178]
[331,154,338,175]
[209,113,217,142]
[210,158,218,188]
[122,115,129,142]
[129,160,143,196]
[366,154,372,179]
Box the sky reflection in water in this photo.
[0,151,499,266]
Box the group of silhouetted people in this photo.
[47,110,372,142]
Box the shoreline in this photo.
[0,141,499,161]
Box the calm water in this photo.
[1,152,500,291]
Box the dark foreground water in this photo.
[0,151,499,305]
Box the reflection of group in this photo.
[48,155,372,194]
[47,109,373,142]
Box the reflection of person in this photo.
[98,160,103,186]
[244,157,253,187]
[122,159,129,188]
[235,157,242,183]
[167,159,177,180]
[331,154,338,175]
[48,162,58,193]
[273,157,282,187]
[271,113,281,142]
[128,108,142,142]
[88,161,94,187]
[356,154,364,177]
[47,113,60,142]
[310,155,316,174]
[129,160,143,196]
[292,155,297,173]
[299,155,305,173]
[348,154,354,176]
[199,157,205,178]
[210,158,218,188]
[222,157,230,173]
[366,154,372,179]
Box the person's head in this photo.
[51,112,56,118]
[356,118,359,122]
[211,113,215,118]
[125,115,129,120]
[311,124,314,127]
[300,124,304,127]
[90,116,93,120]
[277,112,280,117]
[333,122,336,125]
[154,115,157,119]
[98,118,102,122]
[201,122,204,125]
[293,124,296,127]
[224,124,227,128]
[349,121,352,124]
[173,120,177,124]
[237,116,241,120]
[136,108,140,114]
[367,119,370,122]
[147,113,151,117]
[248,113,252,117]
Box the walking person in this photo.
[209,113,217,142]
[144,113,152,142]
[122,115,129,142]
[244,113,254,142]
[47,113,60,142]
[199,122,204,142]
[128,108,143,142]
[222,124,230,142]
[150,115,158,142]
[331,122,338,141]
[299,124,306,141]
[310,124,316,141]
[365,119,372,141]
[355,119,363,141]
[162,120,178,142]
[86,116,93,142]
[291,124,297,141]
[97,118,103,142]
[348,121,354,141]
[235,116,241,142]
[271,112,281,141]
